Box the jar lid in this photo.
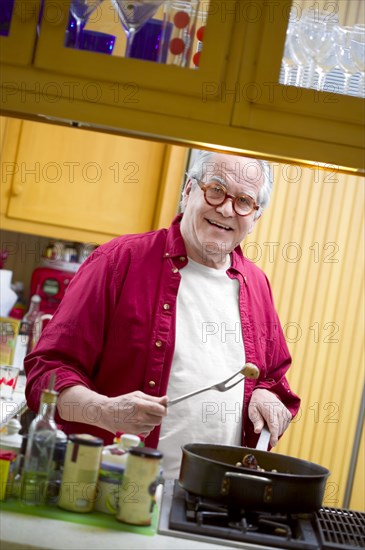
[129,447,163,459]
[69,434,104,447]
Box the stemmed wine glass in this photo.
[314,43,337,91]
[287,20,311,87]
[111,0,164,58]
[298,9,339,88]
[350,24,365,98]
[70,0,104,48]
[334,26,358,95]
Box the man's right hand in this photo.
[102,391,168,437]
[58,386,168,437]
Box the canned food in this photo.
[58,434,103,513]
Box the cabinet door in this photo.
[5,119,177,236]
[231,0,365,171]
[0,0,40,65]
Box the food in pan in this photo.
[235,453,278,473]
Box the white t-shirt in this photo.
[158,258,245,479]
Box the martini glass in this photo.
[111,0,164,58]
[70,0,104,49]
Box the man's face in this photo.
[180,154,264,267]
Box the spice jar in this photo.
[117,447,163,525]
[58,434,103,513]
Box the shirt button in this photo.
[155,340,162,348]
[172,267,178,273]
[163,304,170,310]
[179,256,186,261]
[164,252,170,257]
[148,380,156,388]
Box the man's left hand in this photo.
[248,388,292,447]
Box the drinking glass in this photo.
[350,24,365,98]
[298,9,339,88]
[334,26,358,94]
[160,1,200,67]
[286,21,311,87]
[314,40,337,91]
[0,366,19,401]
[111,0,164,58]
[70,0,104,49]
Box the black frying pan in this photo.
[179,443,330,513]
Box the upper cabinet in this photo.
[1,0,364,173]
[0,116,189,243]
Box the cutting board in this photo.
[0,498,157,536]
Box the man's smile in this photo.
[206,218,233,231]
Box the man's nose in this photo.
[216,196,235,216]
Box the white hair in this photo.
[182,150,273,219]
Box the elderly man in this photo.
[25,151,300,478]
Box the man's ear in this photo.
[181,179,194,209]
[248,212,261,234]
[184,178,194,196]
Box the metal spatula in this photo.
[167,363,260,407]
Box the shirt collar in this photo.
[164,213,247,277]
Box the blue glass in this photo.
[64,15,115,54]
[0,0,15,36]
[130,18,172,63]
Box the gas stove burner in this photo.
[315,507,365,550]
[158,480,365,550]
[166,480,320,549]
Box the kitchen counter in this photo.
[0,511,230,550]
[0,509,275,550]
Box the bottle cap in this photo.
[41,389,58,405]
[120,433,141,450]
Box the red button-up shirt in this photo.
[25,215,300,448]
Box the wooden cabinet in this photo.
[0,117,189,242]
[0,1,364,171]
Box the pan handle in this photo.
[221,472,273,503]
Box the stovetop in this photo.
[158,480,365,550]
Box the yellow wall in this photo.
[244,162,364,509]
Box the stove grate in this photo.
[315,508,365,550]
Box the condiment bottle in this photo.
[58,434,103,513]
[95,433,141,514]
[117,447,163,525]
[12,294,41,371]
[20,375,58,505]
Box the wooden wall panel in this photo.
[244,162,364,509]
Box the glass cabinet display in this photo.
[279,2,365,98]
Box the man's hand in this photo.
[58,386,168,437]
[248,388,292,447]
[102,391,168,437]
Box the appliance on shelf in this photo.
[29,266,76,315]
